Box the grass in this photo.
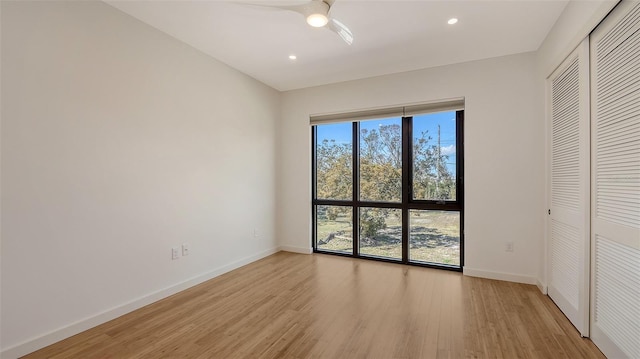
[317,216,353,253]
[317,210,460,266]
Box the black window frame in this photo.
[312,110,464,271]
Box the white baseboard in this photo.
[463,267,537,285]
[536,279,548,295]
[0,247,280,359]
[279,245,313,254]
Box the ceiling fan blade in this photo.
[328,18,353,45]
[239,1,310,16]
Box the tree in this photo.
[360,207,387,238]
[360,124,402,202]
[412,125,455,201]
[316,123,454,241]
[316,139,352,201]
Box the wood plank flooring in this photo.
[23,252,605,358]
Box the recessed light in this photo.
[289,55,297,60]
[448,18,458,25]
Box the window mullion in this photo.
[312,108,463,271]
[457,110,465,268]
[352,121,360,257]
[312,126,317,251]
[402,116,411,263]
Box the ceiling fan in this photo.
[249,0,353,45]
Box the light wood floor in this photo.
[24,252,604,358]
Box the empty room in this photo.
[1,0,638,358]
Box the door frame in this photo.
[545,37,591,337]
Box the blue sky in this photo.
[316,111,457,174]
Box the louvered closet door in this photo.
[548,38,590,337]
[590,1,640,358]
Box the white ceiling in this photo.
[106,0,569,91]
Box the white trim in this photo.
[546,37,591,338]
[590,322,628,359]
[462,267,537,285]
[0,247,281,359]
[279,245,313,254]
[536,280,548,295]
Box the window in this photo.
[312,103,464,270]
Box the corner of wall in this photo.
[0,247,280,359]
[536,279,548,295]
[463,267,538,285]
[536,0,619,77]
[279,245,313,254]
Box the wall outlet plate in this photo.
[182,243,190,256]
[172,247,180,260]
[505,242,514,252]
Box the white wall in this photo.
[278,52,544,283]
[0,0,621,356]
[534,0,618,290]
[537,0,619,77]
[0,1,280,356]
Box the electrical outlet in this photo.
[505,242,514,252]
[172,247,180,260]
[253,229,259,238]
[182,243,190,256]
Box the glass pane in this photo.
[413,111,457,201]
[359,118,402,202]
[409,210,460,266]
[316,205,353,253]
[359,207,402,260]
[316,123,352,200]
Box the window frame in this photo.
[312,110,464,271]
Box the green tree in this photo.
[360,207,387,238]
[316,139,352,201]
[360,124,402,202]
[412,128,455,201]
[316,123,454,241]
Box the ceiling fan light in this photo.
[307,13,328,27]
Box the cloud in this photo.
[441,144,456,155]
